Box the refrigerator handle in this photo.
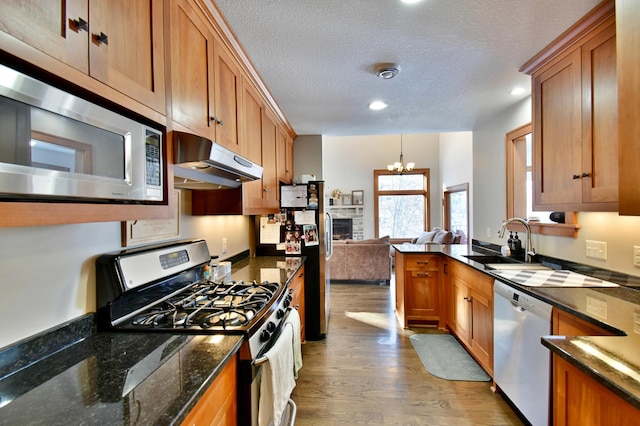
[325,212,333,260]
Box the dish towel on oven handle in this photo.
[285,308,303,379]
[259,323,296,426]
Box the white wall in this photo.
[322,133,441,238]
[293,135,323,180]
[440,131,474,235]
[473,97,640,277]
[0,189,251,349]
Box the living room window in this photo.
[374,169,430,241]
[443,183,469,238]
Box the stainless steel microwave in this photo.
[0,64,164,203]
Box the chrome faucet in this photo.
[498,217,535,263]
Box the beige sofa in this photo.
[330,236,391,284]
[410,227,467,245]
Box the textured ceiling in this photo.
[214,0,602,136]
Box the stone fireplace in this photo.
[332,218,353,240]
[329,206,364,240]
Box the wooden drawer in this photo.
[405,255,440,271]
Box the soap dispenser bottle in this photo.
[507,232,514,254]
[513,232,522,255]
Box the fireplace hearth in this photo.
[333,218,353,240]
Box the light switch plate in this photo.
[586,240,607,260]
[586,296,607,319]
[634,246,640,267]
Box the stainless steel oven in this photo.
[0,63,164,204]
[95,240,298,425]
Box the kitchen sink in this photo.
[463,254,551,271]
[463,254,520,265]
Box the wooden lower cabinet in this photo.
[551,308,635,425]
[553,355,639,426]
[289,265,306,342]
[444,259,493,375]
[181,355,237,426]
[395,252,442,328]
[552,307,615,336]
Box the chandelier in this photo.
[387,135,415,174]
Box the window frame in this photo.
[443,182,469,238]
[373,168,430,242]
[506,123,580,237]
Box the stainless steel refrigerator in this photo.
[257,181,332,340]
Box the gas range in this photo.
[96,240,292,358]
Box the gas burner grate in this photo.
[128,280,281,330]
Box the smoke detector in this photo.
[375,63,400,79]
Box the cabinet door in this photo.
[0,0,88,73]
[277,127,294,183]
[181,356,237,426]
[581,22,618,206]
[450,278,471,345]
[241,100,279,214]
[617,0,640,215]
[213,39,242,153]
[241,80,263,164]
[289,266,306,342]
[406,270,441,320]
[261,108,279,209]
[554,355,638,426]
[532,48,583,210]
[169,0,215,137]
[470,288,492,374]
[89,0,166,113]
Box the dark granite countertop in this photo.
[393,241,640,409]
[0,254,304,425]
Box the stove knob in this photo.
[260,329,271,341]
[277,308,285,318]
[284,294,293,307]
[266,321,276,332]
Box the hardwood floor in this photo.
[291,282,523,425]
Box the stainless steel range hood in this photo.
[172,131,263,190]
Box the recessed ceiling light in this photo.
[510,87,526,95]
[375,63,400,79]
[401,0,423,4]
[369,101,388,111]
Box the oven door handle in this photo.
[254,307,298,366]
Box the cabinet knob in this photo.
[464,296,472,303]
[70,17,88,32]
[416,260,429,265]
[582,172,590,178]
[572,174,581,180]
[209,115,217,123]
[216,118,224,125]
[93,32,109,45]
[417,272,429,277]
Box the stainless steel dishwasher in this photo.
[493,279,552,426]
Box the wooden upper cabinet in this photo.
[169,0,215,138]
[0,0,88,73]
[277,127,294,183]
[617,0,640,215]
[236,86,279,215]
[254,108,279,210]
[169,0,243,155]
[0,0,166,115]
[212,39,242,153]
[522,0,617,212]
[532,49,583,208]
[241,80,264,165]
[88,0,166,114]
